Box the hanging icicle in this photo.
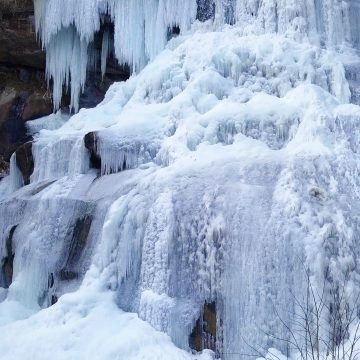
[34,0,359,112]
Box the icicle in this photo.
[31,137,89,183]
[97,136,159,176]
[34,0,197,112]
[33,0,359,112]
[68,137,90,177]
[45,26,89,112]
[101,29,110,78]
[9,153,24,193]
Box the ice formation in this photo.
[34,0,360,112]
[1,1,360,359]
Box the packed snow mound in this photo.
[2,27,360,359]
[34,0,360,110]
[0,268,212,360]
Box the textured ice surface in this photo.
[1,21,360,360]
[34,0,360,111]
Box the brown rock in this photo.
[0,86,53,160]
[15,141,33,185]
[189,301,217,353]
[0,0,44,70]
[84,132,102,170]
[1,225,16,288]
[22,91,53,121]
[0,155,9,178]
[0,0,129,164]
[0,90,29,160]
[0,1,51,162]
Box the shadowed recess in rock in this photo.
[0,225,17,289]
[59,215,93,281]
[190,301,217,353]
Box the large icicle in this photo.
[45,26,89,112]
[34,0,197,111]
[34,0,359,112]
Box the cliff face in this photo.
[0,0,45,69]
[0,0,50,171]
[0,1,129,173]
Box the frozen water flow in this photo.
[9,154,24,193]
[1,7,360,360]
[33,0,360,111]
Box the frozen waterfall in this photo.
[34,0,360,112]
[1,1,360,360]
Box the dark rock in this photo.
[51,295,58,305]
[84,132,101,170]
[47,275,57,307]
[167,25,181,41]
[48,273,55,289]
[59,216,93,281]
[0,88,30,161]
[0,1,129,163]
[0,0,45,71]
[1,225,17,288]
[67,216,92,266]
[15,141,33,185]
[0,156,9,178]
[59,269,78,281]
[189,301,217,353]
[22,92,53,121]
[0,0,51,161]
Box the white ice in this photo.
[1,11,360,360]
[33,0,360,111]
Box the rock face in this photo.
[0,0,50,163]
[59,216,93,281]
[0,1,129,166]
[84,132,101,171]
[15,141,34,185]
[0,0,45,69]
[189,302,217,353]
[0,225,16,289]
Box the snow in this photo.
[0,267,212,360]
[1,9,360,360]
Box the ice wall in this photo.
[33,0,197,111]
[2,23,360,359]
[33,0,360,112]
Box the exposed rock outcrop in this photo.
[59,216,93,281]
[84,132,101,171]
[0,225,17,289]
[0,0,50,161]
[189,301,217,353]
[15,141,34,185]
[0,156,9,178]
[0,1,129,163]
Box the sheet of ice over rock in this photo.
[1,2,360,360]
